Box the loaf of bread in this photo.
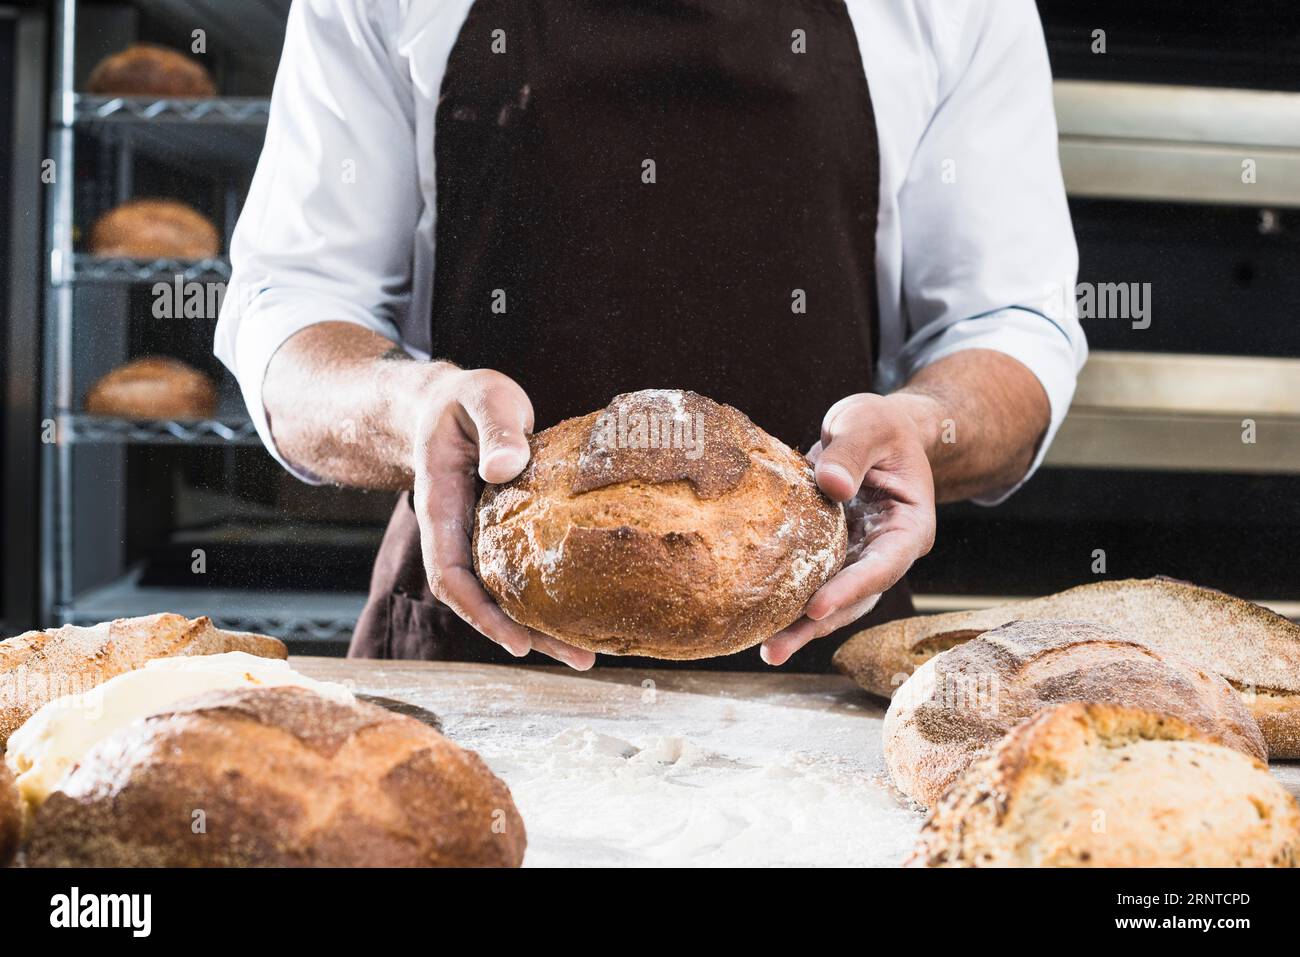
[0,762,18,868]
[834,577,1300,757]
[474,389,846,659]
[85,43,216,97]
[25,686,527,867]
[89,198,220,260]
[909,702,1300,868]
[884,619,1266,808]
[0,614,285,748]
[85,357,218,420]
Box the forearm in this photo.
[262,322,452,489]
[887,349,1050,503]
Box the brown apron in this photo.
[349,0,913,672]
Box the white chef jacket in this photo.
[215,0,1087,504]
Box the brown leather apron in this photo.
[349,0,913,672]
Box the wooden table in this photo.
[293,658,1300,868]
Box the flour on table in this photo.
[482,726,919,867]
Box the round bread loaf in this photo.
[85,356,217,420]
[89,198,220,260]
[884,619,1266,808]
[85,43,216,97]
[0,761,19,868]
[25,686,526,867]
[474,389,847,659]
[909,701,1300,867]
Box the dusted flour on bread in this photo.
[474,390,847,659]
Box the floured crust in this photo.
[475,390,846,659]
[0,762,18,868]
[883,619,1267,808]
[834,577,1300,757]
[909,702,1300,868]
[25,686,526,868]
[0,613,286,748]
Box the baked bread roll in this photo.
[909,702,1300,868]
[85,356,218,420]
[835,577,1300,757]
[0,762,18,868]
[25,686,526,868]
[884,619,1266,808]
[474,389,846,659]
[0,614,285,748]
[89,198,220,259]
[85,43,216,97]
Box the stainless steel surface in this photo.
[1055,80,1300,206]
[61,414,259,446]
[1046,352,1300,473]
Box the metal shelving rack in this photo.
[41,0,363,647]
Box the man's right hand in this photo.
[263,322,595,670]
[409,367,596,670]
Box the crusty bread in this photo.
[909,702,1300,868]
[0,762,18,868]
[0,614,285,748]
[25,686,526,868]
[475,389,846,659]
[834,577,1300,757]
[89,198,220,260]
[884,619,1266,808]
[85,356,218,420]
[85,43,216,97]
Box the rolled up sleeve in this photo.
[891,0,1088,504]
[214,0,417,483]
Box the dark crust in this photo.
[0,762,19,868]
[474,390,847,659]
[25,686,527,868]
[883,619,1267,808]
[85,43,216,97]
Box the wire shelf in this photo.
[62,413,260,446]
[62,253,232,285]
[72,93,271,125]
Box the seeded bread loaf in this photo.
[835,577,1300,757]
[474,389,846,659]
[909,702,1300,868]
[883,619,1266,808]
[0,762,18,868]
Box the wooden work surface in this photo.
[293,657,1300,868]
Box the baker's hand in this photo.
[761,393,937,666]
[411,367,596,670]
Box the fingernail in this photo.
[807,603,836,622]
[759,644,775,666]
[819,463,852,486]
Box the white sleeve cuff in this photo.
[218,289,402,485]
[898,307,1087,506]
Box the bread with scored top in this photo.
[474,389,846,659]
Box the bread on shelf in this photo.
[89,199,220,260]
[85,43,216,97]
[84,357,218,421]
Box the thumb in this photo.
[454,370,535,484]
[814,395,877,502]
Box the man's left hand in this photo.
[761,392,937,666]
